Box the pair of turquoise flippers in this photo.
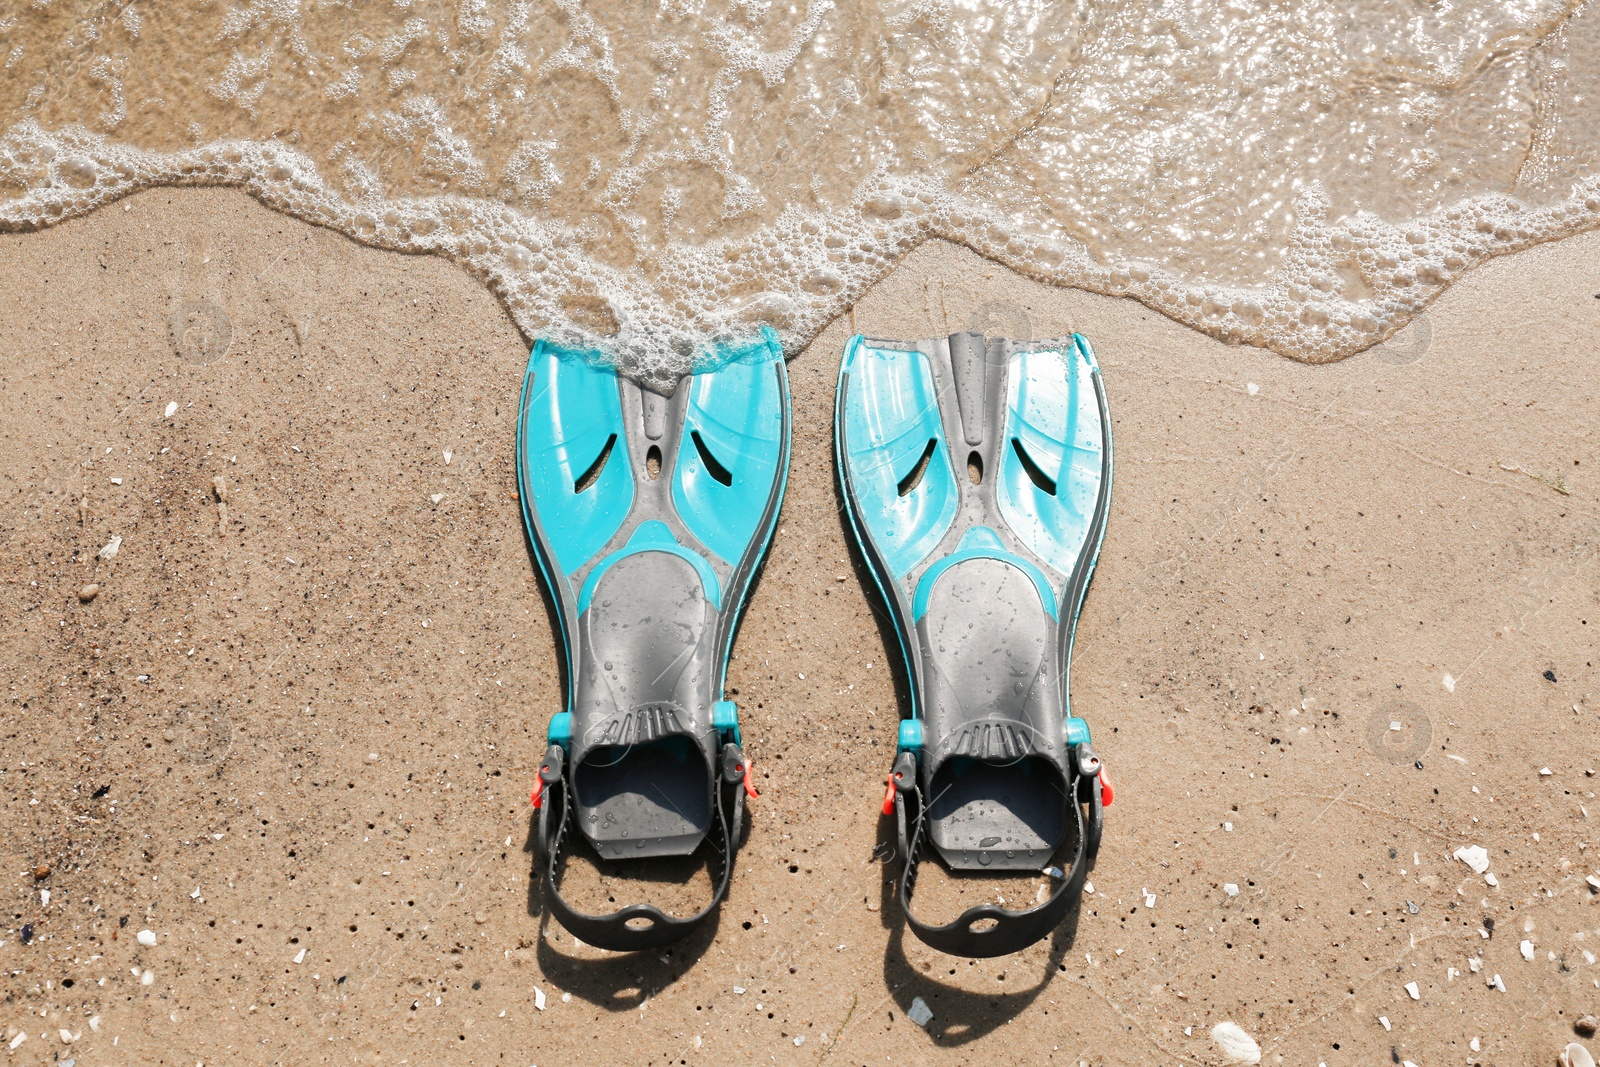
[517,328,1112,957]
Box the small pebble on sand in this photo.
[32,865,49,880]
[1575,1015,1598,1038]
[164,401,178,418]
[136,929,157,946]
[77,584,98,602]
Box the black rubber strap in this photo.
[536,744,746,952]
[894,768,1102,958]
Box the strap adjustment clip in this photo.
[530,744,565,809]
[1074,742,1111,808]
[881,750,917,815]
[721,743,758,799]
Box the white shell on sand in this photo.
[1211,1021,1261,1065]
[1564,1042,1596,1067]
[1454,845,1489,874]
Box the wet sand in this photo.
[2,188,1598,1065]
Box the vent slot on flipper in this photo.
[1011,437,1057,496]
[575,434,618,493]
[691,430,733,486]
[897,438,938,497]
[926,756,1068,870]
[572,735,712,860]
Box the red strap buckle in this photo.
[741,759,759,800]
[881,771,900,816]
[1099,766,1114,808]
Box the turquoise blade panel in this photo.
[521,342,633,576]
[839,337,959,579]
[911,526,1059,623]
[997,340,1105,574]
[577,520,722,614]
[672,337,787,568]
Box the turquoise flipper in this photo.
[836,331,1113,958]
[517,330,789,951]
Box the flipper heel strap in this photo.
[891,752,1103,958]
[537,744,750,951]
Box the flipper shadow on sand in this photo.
[523,811,733,1010]
[874,810,1083,1046]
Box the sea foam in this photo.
[1,0,1596,381]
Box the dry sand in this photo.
[2,188,1599,1065]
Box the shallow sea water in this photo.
[2,0,1597,380]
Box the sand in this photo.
[2,188,1598,1065]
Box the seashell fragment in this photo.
[1211,1021,1261,1065]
